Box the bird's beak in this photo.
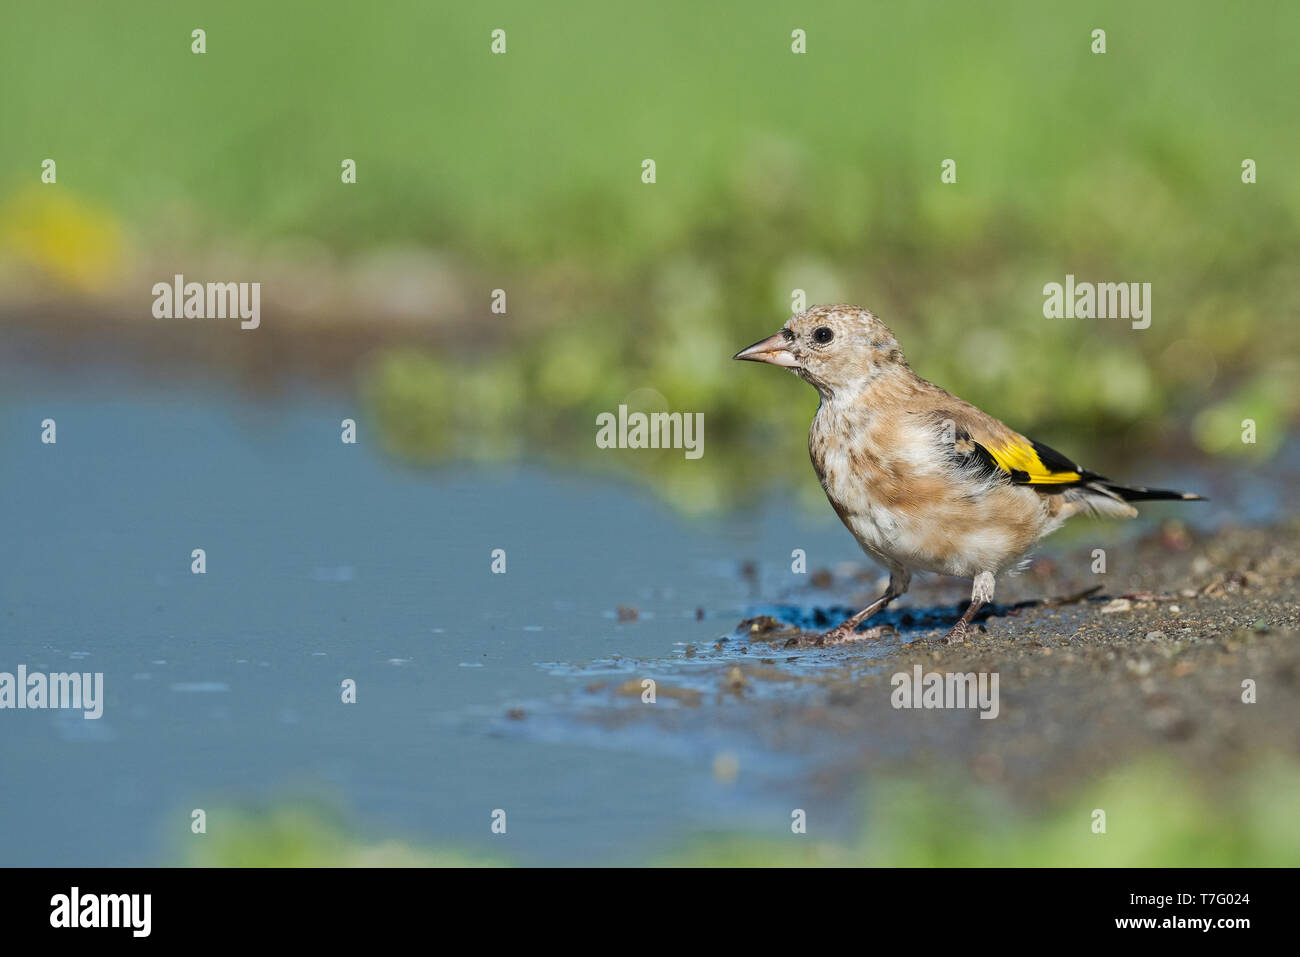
[733,331,799,368]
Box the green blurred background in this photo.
[2,0,1297,511]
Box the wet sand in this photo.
[547,519,1299,811]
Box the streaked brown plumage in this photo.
[735,304,1203,643]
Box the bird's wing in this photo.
[967,433,1103,487]
[921,399,1105,488]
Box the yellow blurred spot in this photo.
[0,187,124,291]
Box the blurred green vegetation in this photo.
[677,757,1300,867]
[2,1,1297,510]
[181,804,501,867]
[181,755,1300,866]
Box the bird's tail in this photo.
[1099,483,1206,503]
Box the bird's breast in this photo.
[808,405,1045,576]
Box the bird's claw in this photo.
[807,624,896,646]
[943,621,970,644]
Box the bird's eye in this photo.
[812,327,834,344]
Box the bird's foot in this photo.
[944,620,974,644]
[807,624,896,646]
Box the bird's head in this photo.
[733,304,909,399]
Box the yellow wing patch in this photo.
[986,439,1081,485]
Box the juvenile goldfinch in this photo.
[735,304,1204,644]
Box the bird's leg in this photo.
[813,593,893,644]
[943,599,984,644]
[813,569,910,644]
[945,571,995,644]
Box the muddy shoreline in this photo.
[541,519,1299,810]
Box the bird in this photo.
[734,304,1204,644]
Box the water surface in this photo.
[1,368,867,865]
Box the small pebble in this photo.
[721,667,748,693]
[712,751,740,784]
